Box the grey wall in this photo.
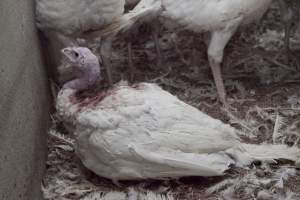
[0,0,50,199]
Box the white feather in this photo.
[272,113,287,144]
[57,82,300,181]
[80,188,174,200]
[36,0,125,35]
[101,0,273,34]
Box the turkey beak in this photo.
[61,48,78,63]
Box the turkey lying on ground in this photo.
[97,0,292,105]
[56,47,300,184]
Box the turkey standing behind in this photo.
[99,0,291,104]
[36,0,125,85]
[57,47,300,184]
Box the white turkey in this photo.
[57,47,300,183]
[35,0,126,84]
[98,0,292,104]
[35,0,161,85]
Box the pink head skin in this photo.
[61,47,100,91]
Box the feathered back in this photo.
[160,0,272,32]
[56,83,300,180]
[94,0,273,38]
[61,82,239,151]
[36,0,125,35]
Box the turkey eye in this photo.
[74,52,79,58]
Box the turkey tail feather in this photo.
[83,1,162,38]
[230,144,300,167]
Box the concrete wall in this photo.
[0,0,50,199]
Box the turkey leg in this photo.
[207,17,243,104]
[277,0,293,63]
[100,36,114,86]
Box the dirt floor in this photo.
[43,3,300,200]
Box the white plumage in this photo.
[103,0,289,104]
[57,47,300,183]
[36,0,291,93]
[36,0,126,85]
[35,0,162,85]
[36,0,125,36]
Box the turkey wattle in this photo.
[57,47,300,183]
